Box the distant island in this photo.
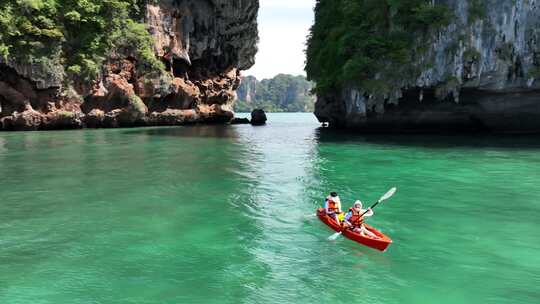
[235,74,316,113]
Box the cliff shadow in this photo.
[315,127,540,150]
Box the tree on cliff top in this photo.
[0,0,162,81]
[305,0,451,95]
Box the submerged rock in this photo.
[230,117,250,125]
[250,109,267,126]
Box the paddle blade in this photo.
[303,214,317,220]
[328,232,342,241]
[379,187,397,202]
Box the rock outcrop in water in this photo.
[250,109,267,126]
[0,0,258,131]
[307,0,540,133]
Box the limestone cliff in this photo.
[0,0,258,131]
[236,76,258,104]
[309,0,540,133]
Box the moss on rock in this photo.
[127,94,147,115]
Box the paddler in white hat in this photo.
[344,200,378,239]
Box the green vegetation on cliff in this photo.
[306,0,452,95]
[235,74,315,113]
[0,0,162,81]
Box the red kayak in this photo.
[317,208,392,252]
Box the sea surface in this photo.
[1,113,539,304]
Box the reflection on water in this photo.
[316,127,540,149]
[121,125,241,139]
[0,124,269,303]
[0,136,5,153]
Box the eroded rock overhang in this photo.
[0,0,259,131]
[313,0,540,133]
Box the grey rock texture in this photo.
[316,0,540,133]
[146,0,258,71]
[236,76,258,103]
[0,0,259,131]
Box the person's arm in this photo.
[363,208,374,217]
[324,200,329,213]
[344,211,352,225]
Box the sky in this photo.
[243,0,315,80]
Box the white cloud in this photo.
[243,0,315,79]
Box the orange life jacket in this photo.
[327,199,339,213]
[348,208,364,227]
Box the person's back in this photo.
[324,192,342,224]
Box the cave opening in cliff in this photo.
[171,59,190,78]
[0,96,22,118]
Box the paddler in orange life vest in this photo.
[343,200,378,239]
[324,192,343,225]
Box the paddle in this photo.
[327,187,397,241]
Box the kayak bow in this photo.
[317,208,392,252]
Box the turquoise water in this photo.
[1,113,539,303]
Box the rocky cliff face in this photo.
[312,0,540,133]
[236,76,258,103]
[0,0,258,131]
